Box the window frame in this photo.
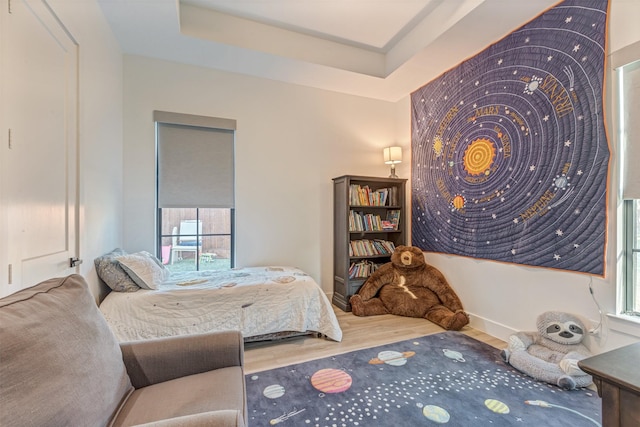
[623,199,638,314]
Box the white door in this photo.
[1,0,79,296]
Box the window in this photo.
[620,57,640,314]
[158,208,233,272]
[155,111,235,272]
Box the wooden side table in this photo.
[578,342,640,427]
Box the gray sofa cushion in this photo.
[112,367,246,426]
[0,274,133,427]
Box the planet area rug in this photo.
[245,331,601,426]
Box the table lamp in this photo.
[383,146,402,178]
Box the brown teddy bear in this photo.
[349,245,469,331]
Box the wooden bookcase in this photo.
[332,175,407,311]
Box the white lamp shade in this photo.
[383,146,402,164]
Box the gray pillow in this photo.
[95,248,140,292]
[0,274,133,426]
[117,251,169,290]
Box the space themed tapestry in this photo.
[411,0,610,275]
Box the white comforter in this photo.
[99,266,343,342]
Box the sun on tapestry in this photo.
[411,0,610,275]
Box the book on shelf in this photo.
[386,210,401,230]
[381,220,394,230]
[370,188,388,206]
[349,184,391,206]
[348,259,385,279]
[349,210,386,232]
[348,239,396,257]
[389,186,398,206]
[349,184,369,206]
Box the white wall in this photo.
[122,56,399,291]
[122,0,639,353]
[394,0,640,353]
[49,0,124,300]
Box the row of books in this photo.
[349,184,399,206]
[349,239,396,257]
[348,260,384,279]
[349,211,382,231]
[349,210,400,231]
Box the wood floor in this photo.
[244,306,506,374]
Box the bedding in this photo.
[99,266,343,342]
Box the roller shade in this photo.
[621,60,640,199]
[155,111,235,208]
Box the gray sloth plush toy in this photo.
[501,311,593,390]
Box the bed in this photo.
[98,262,343,343]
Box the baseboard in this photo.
[328,292,518,343]
[468,312,517,343]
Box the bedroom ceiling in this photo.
[97,0,560,101]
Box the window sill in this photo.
[606,313,640,338]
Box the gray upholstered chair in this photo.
[0,274,247,427]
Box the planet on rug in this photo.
[246,331,601,426]
[310,368,352,393]
[423,404,451,423]
[485,398,510,414]
[262,384,285,399]
[368,350,415,366]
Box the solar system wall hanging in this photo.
[411,0,610,275]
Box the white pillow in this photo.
[116,251,169,290]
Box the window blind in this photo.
[155,111,236,208]
[620,59,640,199]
